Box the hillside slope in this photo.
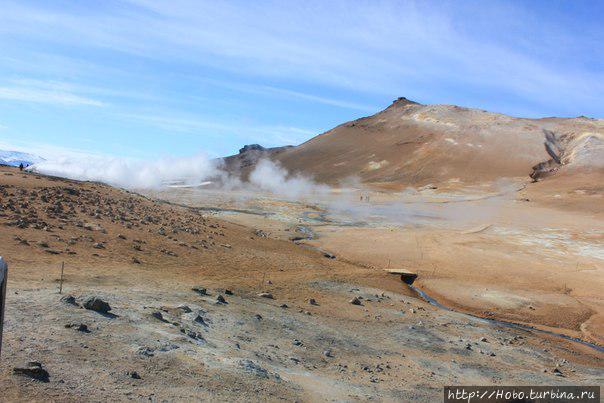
[230,98,603,187]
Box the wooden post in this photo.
[59,262,64,294]
[0,256,8,359]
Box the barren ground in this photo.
[0,166,602,402]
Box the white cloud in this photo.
[0,79,104,107]
[2,0,602,116]
[0,0,604,120]
[118,112,317,147]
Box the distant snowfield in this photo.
[0,149,45,167]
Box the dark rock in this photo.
[180,327,205,342]
[216,294,226,304]
[65,323,90,333]
[60,295,78,306]
[239,359,270,379]
[349,297,362,305]
[194,315,209,326]
[13,362,49,382]
[151,311,167,322]
[257,292,274,299]
[128,371,141,379]
[192,286,207,295]
[239,144,266,154]
[83,297,111,314]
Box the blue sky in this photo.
[0,0,602,159]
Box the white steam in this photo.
[28,153,330,199]
[29,154,219,189]
[249,159,330,199]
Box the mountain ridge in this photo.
[224,98,604,187]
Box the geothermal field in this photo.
[0,98,602,401]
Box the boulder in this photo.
[13,362,49,382]
[83,297,111,314]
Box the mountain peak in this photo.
[389,97,421,108]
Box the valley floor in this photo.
[0,166,602,401]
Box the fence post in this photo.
[0,256,7,359]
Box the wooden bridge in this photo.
[384,268,417,285]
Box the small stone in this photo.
[129,371,142,379]
[177,305,192,313]
[279,304,289,309]
[349,297,362,305]
[60,295,78,306]
[83,297,111,314]
[216,294,226,304]
[292,339,302,346]
[254,314,263,320]
[323,349,333,358]
[92,242,105,249]
[65,323,90,333]
[308,298,318,306]
[192,287,207,295]
[257,292,274,299]
[224,289,234,295]
[194,315,208,326]
[151,311,166,322]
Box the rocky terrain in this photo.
[0,166,602,401]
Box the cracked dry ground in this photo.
[0,166,602,401]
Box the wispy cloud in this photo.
[196,78,376,112]
[119,112,317,147]
[0,79,105,107]
[0,0,602,160]
[3,0,602,114]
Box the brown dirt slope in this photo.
[228,98,603,187]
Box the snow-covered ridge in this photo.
[0,149,45,167]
